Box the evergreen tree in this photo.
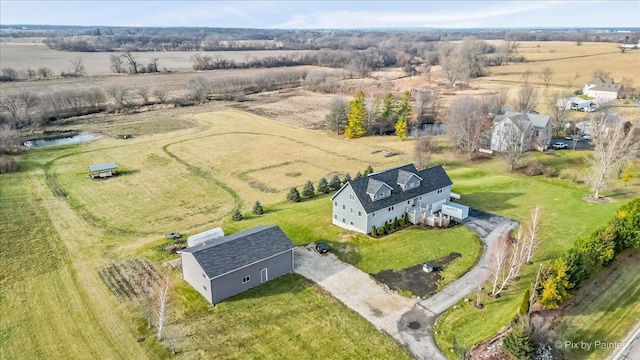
[231,208,243,221]
[395,116,408,140]
[329,174,342,190]
[364,165,374,176]
[540,258,573,309]
[252,201,264,215]
[287,188,301,203]
[345,91,367,138]
[342,173,352,185]
[381,92,397,119]
[317,177,330,194]
[519,289,530,316]
[302,180,315,198]
[397,90,413,119]
[502,318,534,360]
[354,171,363,179]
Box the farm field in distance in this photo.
[1,35,639,360]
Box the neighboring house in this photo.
[490,111,552,152]
[178,225,295,305]
[556,96,595,111]
[575,112,628,136]
[583,77,622,103]
[330,164,466,234]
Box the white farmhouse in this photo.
[583,77,622,103]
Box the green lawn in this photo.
[169,274,412,360]
[557,249,640,360]
[434,157,627,359]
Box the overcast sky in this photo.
[1,1,639,29]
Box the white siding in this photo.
[180,253,212,303]
[332,184,368,233]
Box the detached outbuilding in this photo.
[178,225,295,305]
[89,162,118,179]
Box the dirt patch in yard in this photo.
[373,252,461,298]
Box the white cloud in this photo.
[274,1,568,29]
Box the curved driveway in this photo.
[294,210,517,360]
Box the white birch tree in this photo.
[156,277,170,341]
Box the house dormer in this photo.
[365,178,392,201]
[397,169,422,191]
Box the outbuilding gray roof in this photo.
[179,225,295,279]
[339,164,453,214]
[88,162,117,172]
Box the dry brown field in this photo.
[0,38,310,76]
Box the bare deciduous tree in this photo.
[588,110,640,198]
[121,51,141,74]
[186,77,210,103]
[325,96,349,135]
[490,237,511,297]
[110,54,125,74]
[0,94,21,122]
[541,67,554,87]
[565,71,581,89]
[524,205,541,264]
[155,277,170,341]
[414,88,443,125]
[548,92,573,136]
[107,87,132,108]
[439,42,469,89]
[521,69,532,85]
[501,40,520,63]
[0,124,19,152]
[500,119,528,172]
[481,88,509,117]
[444,96,491,159]
[592,69,610,79]
[414,130,433,170]
[513,85,538,112]
[137,88,150,105]
[71,57,85,76]
[153,88,168,104]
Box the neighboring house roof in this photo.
[496,111,550,131]
[88,162,117,172]
[338,164,453,214]
[179,225,295,279]
[585,77,622,93]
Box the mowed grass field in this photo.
[430,157,632,358]
[558,249,640,360]
[1,110,438,359]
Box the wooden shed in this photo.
[89,163,118,179]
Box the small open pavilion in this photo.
[89,162,118,179]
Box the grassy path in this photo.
[0,164,151,359]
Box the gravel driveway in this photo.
[293,246,416,342]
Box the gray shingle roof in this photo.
[397,169,422,186]
[180,225,295,279]
[346,164,453,214]
[88,162,117,172]
[366,178,390,195]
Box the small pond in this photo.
[24,133,96,148]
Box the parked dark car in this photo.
[315,241,330,254]
[165,232,182,239]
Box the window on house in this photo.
[358,211,362,216]
[419,196,422,200]
[349,194,355,200]
[342,204,345,210]
[334,214,337,220]
[350,221,353,225]
[350,208,353,213]
[242,276,250,284]
[437,189,443,194]
[334,201,337,206]
[342,218,345,223]
[407,201,410,205]
[202,284,207,291]
[202,272,206,279]
[372,212,376,217]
